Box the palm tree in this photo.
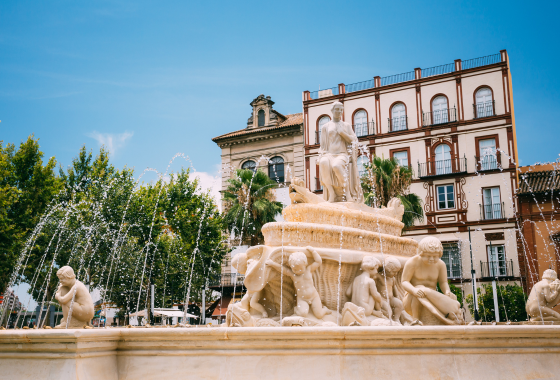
[223,169,284,245]
[361,156,424,228]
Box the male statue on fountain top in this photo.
[318,101,364,203]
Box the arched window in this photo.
[432,96,449,124]
[475,87,494,118]
[357,155,369,178]
[434,144,452,175]
[317,116,330,144]
[268,156,284,183]
[353,110,368,137]
[242,160,256,172]
[257,109,265,127]
[390,103,407,131]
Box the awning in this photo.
[128,309,198,319]
[153,309,198,318]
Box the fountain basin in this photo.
[1,326,560,379]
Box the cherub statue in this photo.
[526,269,560,322]
[266,246,331,319]
[345,256,386,318]
[231,250,268,318]
[401,237,463,325]
[54,266,94,329]
[376,257,412,323]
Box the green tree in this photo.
[465,283,528,322]
[223,169,283,245]
[0,136,61,295]
[360,156,423,228]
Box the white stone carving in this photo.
[54,266,94,329]
[526,269,560,322]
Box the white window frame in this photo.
[437,184,455,210]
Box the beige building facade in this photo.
[302,50,520,318]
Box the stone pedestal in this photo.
[2,326,560,379]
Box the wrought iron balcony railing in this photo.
[480,202,505,220]
[208,273,245,288]
[422,107,457,126]
[388,116,408,132]
[480,259,514,279]
[473,100,495,118]
[417,157,467,178]
[475,155,499,171]
[353,121,375,137]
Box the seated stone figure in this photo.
[401,237,463,325]
[376,257,413,324]
[231,250,268,318]
[54,266,94,329]
[345,256,386,318]
[526,269,560,322]
[266,246,331,319]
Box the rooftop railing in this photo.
[381,71,415,86]
[346,79,376,94]
[309,86,339,100]
[462,53,501,70]
[421,62,455,78]
[306,52,505,100]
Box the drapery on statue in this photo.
[401,237,464,325]
[526,269,560,322]
[54,266,94,329]
[318,101,364,203]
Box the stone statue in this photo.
[345,256,386,318]
[377,257,413,324]
[54,266,94,329]
[401,237,463,325]
[266,247,331,319]
[526,269,560,322]
[232,251,268,318]
[318,101,364,203]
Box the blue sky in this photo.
[1,0,559,186]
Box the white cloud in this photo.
[192,170,222,211]
[87,131,133,156]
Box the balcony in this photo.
[417,157,467,178]
[480,202,505,220]
[353,121,375,137]
[473,100,495,118]
[314,130,321,145]
[208,273,245,288]
[475,155,499,171]
[480,259,514,279]
[388,116,408,132]
[422,107,457,127]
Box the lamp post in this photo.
[468,226,479,321]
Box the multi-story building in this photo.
[517,163,560,293]
[302,50,520,318]
[211,94,303,322]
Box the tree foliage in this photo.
[1,137,229,324]
[360,156,423,228]
[465,283,528,322]
[222,169,283,245]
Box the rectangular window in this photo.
[437,184,455,209]
[393,151,408,168]
[478,138,497,170]
[487,245,506,277]
[483,187,502,219]
[441,242,461,279]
